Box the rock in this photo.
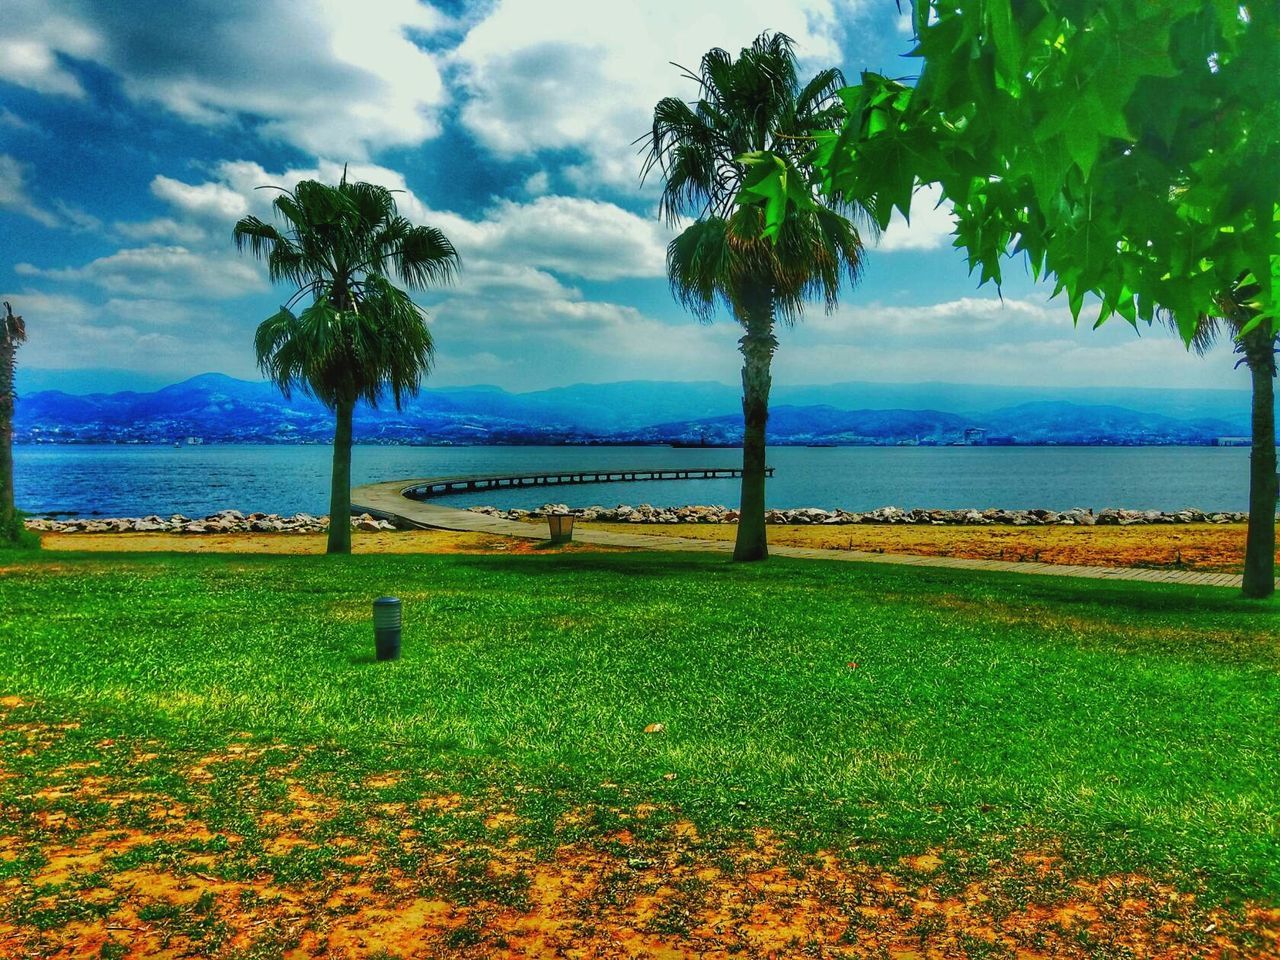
[28,503,1248,535]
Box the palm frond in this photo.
[795,67,845,118]
[397,226,460,289]
[1159,308,1222,356]
[2,302,25,344]
[1159,272,1261,355]
[667,218,737,322]
[646,32,868,328]
[231,217,285,258]
[236,173,458,411]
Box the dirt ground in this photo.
[35,523,1264,573]
[579,521,1264,573]
[37,529,622,556]
[1,695,1275,959]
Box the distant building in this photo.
[963,427,987,446]
[1213,437,1251,447]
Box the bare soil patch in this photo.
[580,521,1264,572]
[32,522,1264,573]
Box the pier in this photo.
[401,466,771,501]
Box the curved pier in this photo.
[401,465,769,500]
[350,470,1248,588]
[351,465,766,545]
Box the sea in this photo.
[12,443,1255,518]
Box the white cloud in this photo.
[114,217,209,245]
[876,183,956,252]
[150,176,249,222]
[11,155,677,389]
[458,196,670,281]
[426,267,734,389]
[16,245,266,300]
[0,108,36,131]
[0,154,58,227]
[154,161,672,282]
[0,288,253,377]
[806,296,1068,337]
[452,0,862,189]
[51,199,103,233]
[523,171,551,197]
[101,298,202,327]
[0,7,101,98]
[773,297,1248,390]
[0,0,450,159]
[1,156,105,233]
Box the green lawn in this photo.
[2,552,1280,901]
[1,546,1277,907]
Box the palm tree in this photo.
[641,32,867,561]
[1,301,26,545]
[1163,279,1276,598]
[233,175,459,554]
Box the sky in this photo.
[0,0,1251,396]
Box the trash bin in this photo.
[547,514,575,544]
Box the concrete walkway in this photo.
[352,478,1249,589]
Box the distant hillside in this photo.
[982,402,1240,445]
[772,380,1255,426]
[12,373,1254,446]
[625,406,972,445]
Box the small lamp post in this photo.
[547,513,575,544]
[372,596,402,661]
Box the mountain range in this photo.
[12,372,1254,446]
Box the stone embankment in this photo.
[25,510,399,534]
[469,503,1251,526]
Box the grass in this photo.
[0,546,1277,955]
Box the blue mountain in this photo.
[12,373,1252,446]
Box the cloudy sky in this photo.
[0,0,1248,395]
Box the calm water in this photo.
[12,443,1253,517]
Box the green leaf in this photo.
[986,0,1022,80]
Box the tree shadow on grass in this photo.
[1004,575,1279,620]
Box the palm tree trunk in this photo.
[327,399,354,555]
[1242,331,1276,599]
[734,292,777,562]
[0,340,16,541]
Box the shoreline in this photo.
[470,503,1253,526]
[23,510,398,534]
[23,504,1256,534]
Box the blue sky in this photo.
[0,0,1251,395]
